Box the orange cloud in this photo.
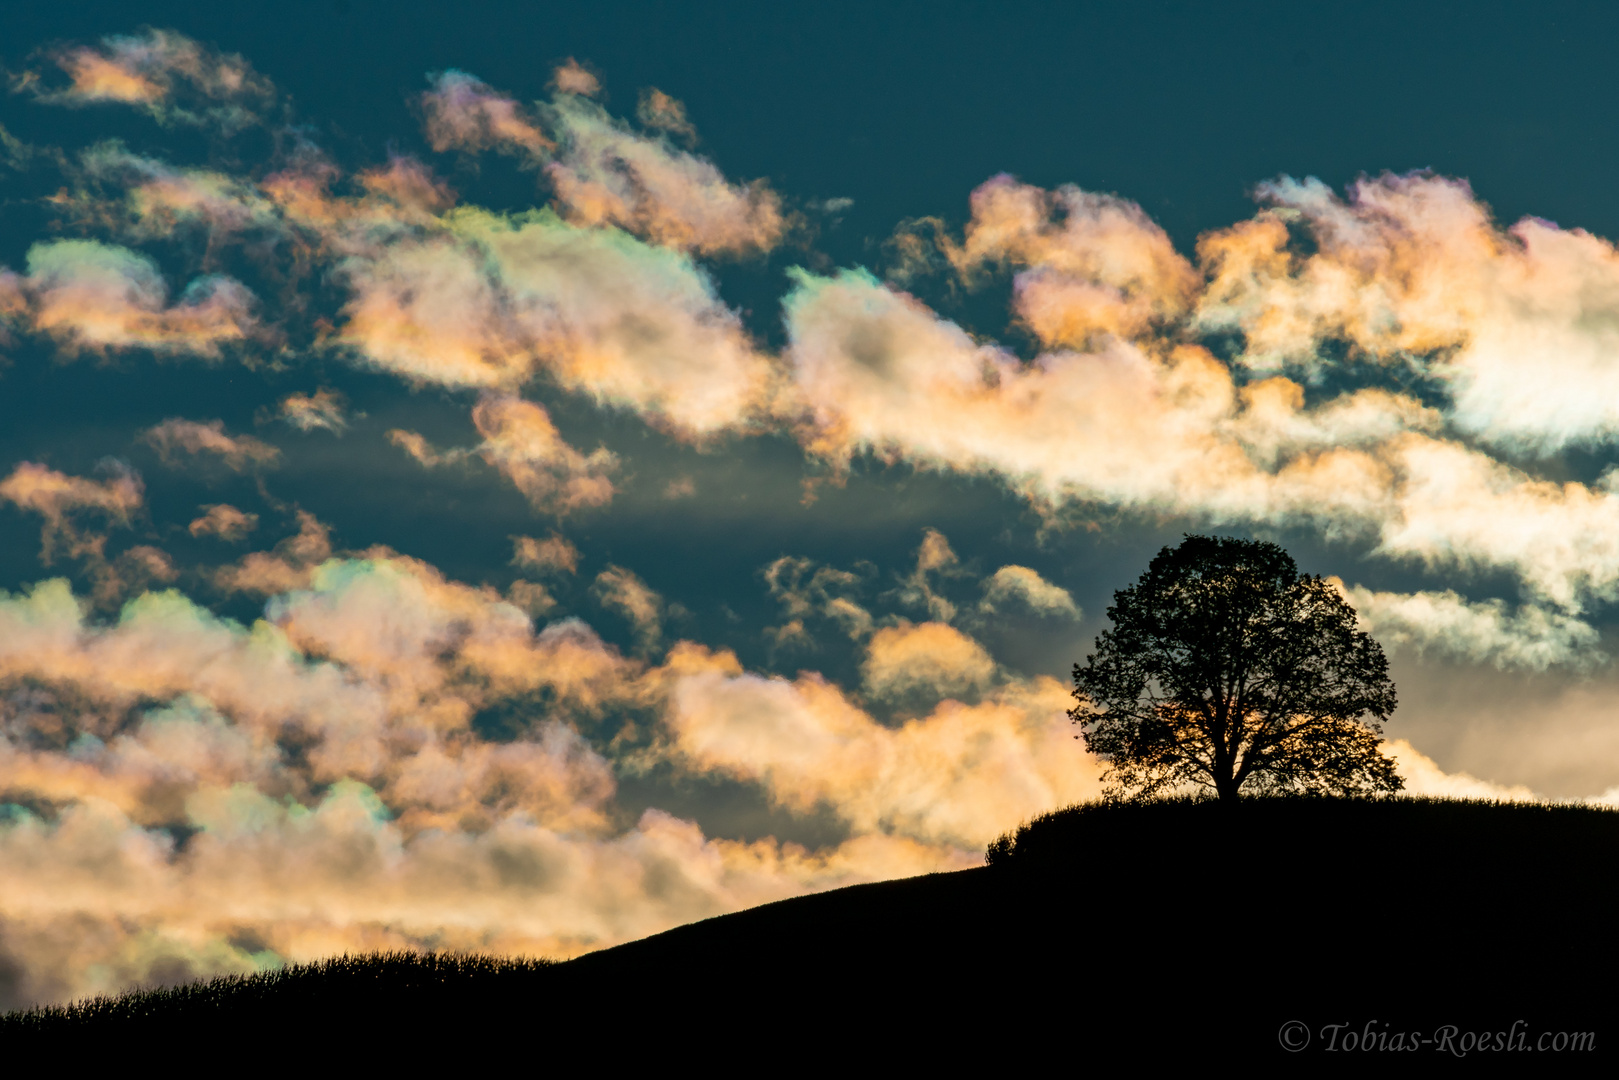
[72,144,280,242]
[471,395,618,513]
[978,565,1079,619]
[506,579,558,617]
[323,201,773,435]
[0,461,143,563]
[188,504,257,542]
[662,645,1101,848]
[637,88,696,141]
[25,240,256,357]
[336,234,525,388]
[861,621,996,701]
[27,29,274,131]
[592,565,662,649]
[946,174,1199,349]
[141,418,279,471]
[421,70,551,156]
[543,94,784,256]
[550,59,601,97]
[512,533,580,575]
[213,511,332,596]
[452,208,776,435]
[277,388,349,434]
[1196,173,1619,456]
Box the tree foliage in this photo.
[1071,535,1400,802]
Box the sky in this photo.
[6,0,1619,1006]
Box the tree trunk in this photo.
[1213,772,1242,803]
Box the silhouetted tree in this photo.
[1071,535,1400,802]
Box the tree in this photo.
[1070,535,1400,803]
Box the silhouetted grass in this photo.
[1,951,556,1037]
[985,793,1619,869]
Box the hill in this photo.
[5,797,1614,1058]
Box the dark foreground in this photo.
[5,797,1615,1059]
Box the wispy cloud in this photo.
[141,418,279,471]
[420,70,552,156]
[978,565,1080,619]
[277,389,349,434]
[390,396,617,513]
[1335,580,1603,671]
[512,533,580,575]
[18,29,276,131]
[592,565,662,650]
[188,503,258,542]
[0,461,143,563]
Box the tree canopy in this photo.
[1070,535,1400,802]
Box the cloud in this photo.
[213,511,333,596]
[637,88,696,142]
[0,553,638,803]
[141,419,279,471]
[0,557,992,1008]
[763,556,872,642]
[1381,739,1540,801]
[1335,581,1602,672]
[472,395,618,513]
[334,209,773,437]
[507,580,558,617]
[782,263,1619,615]
[420,70,552,156]
[69,143,280,243]
[660,645,1100,848]
[944,173,1200,349]
[978,565,1080,619]
[22,51,1619,641]
[259,152,452,248]
[542,93,785,256]
[21,29,275,131]
[592,565,662,649]
[417,65,783,256]
[0,790,963,1010]
[550,59,601,97]
[1195,172,1619,456]
[512,533,580,575]
[188,504,257,542]
[91,545,179,608]
[389,396,617,514]
[861,621,996,701]
[889,529,961,623]
[449,208,775,435]
[386,429,448,468]
[24,240,257,358]
[277,389,349,434]
[336,234,525,389]
[0,461,144,563]
[0,267,26,320]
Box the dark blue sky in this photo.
[9,1,1619,250]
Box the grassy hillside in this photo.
[6,797,1615,1055]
